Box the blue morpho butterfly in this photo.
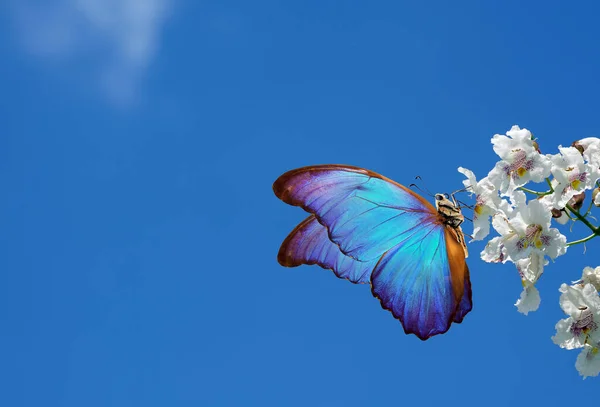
[273,165,472,340]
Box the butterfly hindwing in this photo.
[278,215,376,284]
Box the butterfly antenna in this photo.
[453,185,474,194]
[409,176,435,198]
[450,187,472,197]
[455,198,474,210]
[450,187,475,210]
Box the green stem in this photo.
[519,186,547,196]
[584,195,595,217]
[567,233,597,246]
[563,209,576,221]
[545,177,555,192]
[565,203,600,236]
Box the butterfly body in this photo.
[434,193,468,256]
[274,165,472,340]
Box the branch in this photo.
[565,203,599,237]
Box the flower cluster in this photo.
[552,271,600,378]
[460,126,600,378]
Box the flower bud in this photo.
[568,191,585,211]
[593,187,600,207]
[550,208,569,224]
[572,137,600,154]
[572,140,585,155]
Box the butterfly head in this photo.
[434,193,464,229]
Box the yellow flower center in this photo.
[474,204,483,216]
[517,167,527,177]
[571,179,581,189]
[534,239,544,249]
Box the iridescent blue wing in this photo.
[273,165,471,340]
[278,215,377,284]
[273,165,437,262]
[371,227,470,339]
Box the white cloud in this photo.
[11,0,173,106]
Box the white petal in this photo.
[472,214,491,241]
[584,142,600,168]
[515,284,540,315]
[577,137,600,150]
[559,284,586,316]
[526,199,552,230]
[509,190,527,209]
[487,162,510,193]
[457,167,477,190]
[491,130,522,160]
[542,228,567,260]
[585,163,600,189]
[581,283,600,310]
[582,266,600,291]
[491,212,512,236]
[528,153,553,183]
[560,146,585,166]
[575,346,600,379]
[552,318,586,349]
[559,283,600,318]
[515,254,546,287]
[480,237,508,263]
[502,233,530,262]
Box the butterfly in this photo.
[273,164,472,340]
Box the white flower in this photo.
[487,126,552,199]
[480,236,507,263]
[479,191,525,263]
[574,137,600,151]
[595,189,600,207]
[575,344,600,379]
[574,137,600,172]
[481,198,567,263]
[539,186,571,225]
[575,266,600,292]
[549,146,600,209]
[552,284,600,350]
[514,252,545,315]
[457,167,501,241]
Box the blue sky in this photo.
[2,1,600,406]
